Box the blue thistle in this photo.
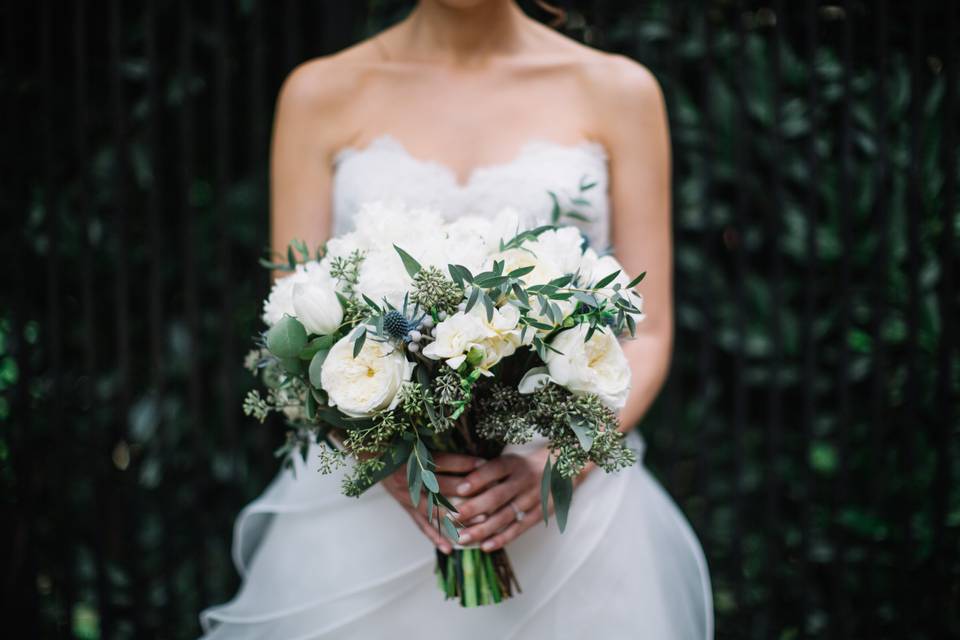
[383,310,412,340]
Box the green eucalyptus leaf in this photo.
[278,356,303,375]
[393,244,422,277]
[421,468,439,493]
[540,456,552,526]
[626,271,647,288]
[300,334,335,360]
[407,452,423,508]
[551,472,573,533]
[352,326,367,358]
[593,269,621,290]
[266,316,308,359]
[441,516,460,543]
[566,414,595,452]
[308,349,329,388]
[434,491,459,514]
[465,287,480,313]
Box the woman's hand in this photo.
[451,447,580,552]
[381,452,485,554]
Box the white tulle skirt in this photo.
[199,437,713,639]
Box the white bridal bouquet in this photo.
[244,202,646,607]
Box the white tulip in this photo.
[320,332,415,418]
[291,280,343,335]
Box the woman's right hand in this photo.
[381,453,486,554]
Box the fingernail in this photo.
[482,541,495,551]
[456,482,471,495]
[468,514,487,525]
[459,532,472,544]
[474,459,486,468]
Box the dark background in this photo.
[2,1,958,638]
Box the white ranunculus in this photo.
[518,324,631,409]
[421,309,489,370]
[291,277,343,335]
[422,304,528,373]
[320,332,415,418]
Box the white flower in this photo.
[320,332,415,418]
[422,304,528,373]
[355,247,414,310]
[518,324,631,409]
[291,275,343,335]
[486,227,585,328]
[262,261,329,327]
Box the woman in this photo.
[201,1,713,637]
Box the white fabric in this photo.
[200,135,713,639]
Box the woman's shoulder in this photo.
[276,39,383,111]
[272,38,387,152]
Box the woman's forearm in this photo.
[572,330,671,487]
[618,332,673,434]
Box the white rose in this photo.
[320,332,415,418]
[291,277,343,335]
[518,324,631,409]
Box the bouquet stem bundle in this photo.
[436,547,520,607]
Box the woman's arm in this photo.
[605,57,673,434]
[269,60,344,274]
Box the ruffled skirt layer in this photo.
[200,440,713,639]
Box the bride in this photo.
[201,1,712,638]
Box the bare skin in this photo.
[270,0,672,554]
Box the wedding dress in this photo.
[200,134,713,639]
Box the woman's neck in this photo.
[396,1,530,66]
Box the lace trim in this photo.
[332,133,608,190]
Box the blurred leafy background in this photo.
[1,0,957,638]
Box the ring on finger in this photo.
[509,501,525,522]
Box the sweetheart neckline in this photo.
[332,133,609,190]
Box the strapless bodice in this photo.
[331,134,612,249]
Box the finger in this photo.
[457,502,517,546]
[408,507,452,554]
[480,505,541,552]
[433,453,486,474]
[437,474,466,496]
[456,479,522,521]
[454,457,514,497]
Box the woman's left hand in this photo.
[450,447,555,552]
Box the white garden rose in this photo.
[291,276,343,335]
[518,324,631,410]
[320,332,415,418]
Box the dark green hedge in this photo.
[0,1,956,638]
